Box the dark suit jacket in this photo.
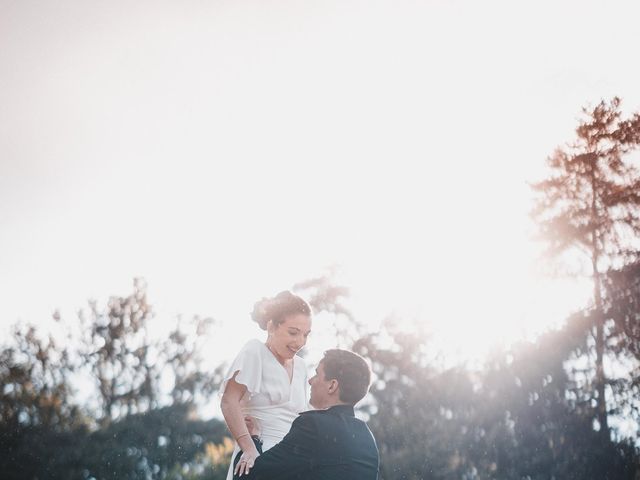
[234,404,379,480]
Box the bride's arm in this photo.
[220,373,260,472]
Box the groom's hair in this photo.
[322,349,371,405]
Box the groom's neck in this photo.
[320,399,351,409]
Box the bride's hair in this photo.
[251,291,311,330]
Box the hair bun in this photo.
[250,291,311,330]
[251,297,273,330]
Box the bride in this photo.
[220,291,312,479]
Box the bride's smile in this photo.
[266,313,312,363]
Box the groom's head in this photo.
[309,349,371,409]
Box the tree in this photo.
[604,261,640,363]
[78,277,160,424]
[80,403,229,480]
[478,322,637,480]
[0,322,80,431]
[0,321,87,480]
[353,323,477,480]
[354,316,638,479]
[77,278,222,424]
[0,279,229,479]
[531,97,640,438]
[293,268,364,349]
[163,315,224,406]
[602,261,640,438]
[0,402,230,480]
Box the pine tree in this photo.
[531,97,640,439]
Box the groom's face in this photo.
[309,360,334,409]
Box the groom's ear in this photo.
[328,379,339,395]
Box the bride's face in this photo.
[268,313,312,360]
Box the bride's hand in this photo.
[234,445,260,477]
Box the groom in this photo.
[234,349,379,480]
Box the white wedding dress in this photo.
[220,339,309,480]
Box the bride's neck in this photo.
[266,340,288,366]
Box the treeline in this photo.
[2,274,639,479]
[0,279,231,480]
[2,98,640,479]
[355,305,639,479]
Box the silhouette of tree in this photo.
[293,268,364,348]
[0,322,80,430]
[77,278,161,424]
[354,317,638,479]
[602,261,640,438]
[76,278,223,424]
[353,323,479,479]
[0,403,229,480]
[604,261,640,361]
[0,279,228,480]
[3,273,639,479]
[80,404,228,480]
[0,320,87,479]
[531,97,640,438]
[478,323,637,480]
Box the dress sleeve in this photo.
[220,340,263,397]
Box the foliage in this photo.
[531,97,640,437]
[602,261,640,438]
[0,403,230,480]
[293,268,365,348]
[530,97,640,266]
[604,261,640,362]
[354,316,639,479]
[77,278,222,425]
[2,263,640,479]
[0,322,81,431]
[81,404,229,480]
[0,279,227,480]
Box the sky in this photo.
[2,0,640,368]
